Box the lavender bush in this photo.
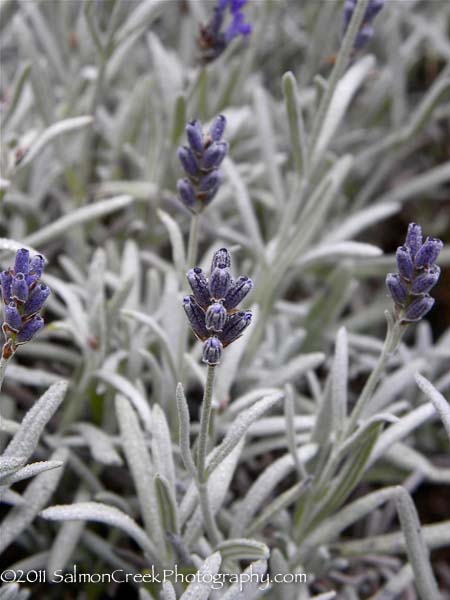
[1,1,450,599]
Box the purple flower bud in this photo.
[201,185,221,207]
[221,310,252,346]
[209,266,231,300]
[16,315,44,343]
[402,296,435,323]
[178,146,199,178]
[365,0,385,21]
[187,268,211,309]
[5,302,22,332]
[202,336,223,365]
[186,120,204,155]
[405,223,423,258]
[386,273,407,306]
[205,302,227,332]
[354,24,374,49]
[395,246,414,281]
[203,142,228,170]
[211,248,231,270]
[410,266,441,296]
[199,170,222,192]
[183,295,209,341]
[12,273,29,303]
[209,115,226,141]
[14,248,29,277]
[1,270,13,304]
[29,254,45,278]
[225,11,252,41]
[224,276,253,310]
[23,283,51,317]
[414,237,443,269]
[177,179,198,211]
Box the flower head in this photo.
[1,248,50,359]
[342,0,385,50]
[177,116,228,214]
[183,248,253,365]
[198,0,252,63]
[386,224,442,324]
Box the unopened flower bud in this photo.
[395,246,414,280]
[178,146,199,177]
[187,268,211,309]
[203,141,228,170]
[410,266,441,296]
[5,302,22,332]
[221,311,252,346]
[224,276,253,310]
[405,223,422,258]
[202,336,223,365]
[205,302,227,332]
[14,248,29,276]
[414,238,444,269]
[23,283,51,317]
[1,270,12,304]
[177,179,198,211]
[209,266,231,300]
[12,273,29,303]
[209,114,226,141]
[386,273,407,306]
[402,296,435,323]
[16,315,44,343]
[183,296,209,340]
[186,120,204,155]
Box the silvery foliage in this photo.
[1,0,450,599]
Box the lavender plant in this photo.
[1,1,450,599]
[0,248,50,390]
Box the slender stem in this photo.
[346,318,404,435]
[308,0,371,162]
[186,214,200,269]
[196,364,221,545]
[0,355,9,392]
[177,214,201,381]
[197,364,216,480]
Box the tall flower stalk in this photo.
[183,248,253,543]
[347,223,442,432]
[0,248,50,391]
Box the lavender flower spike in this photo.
[176,116,228,214]
[1,248,51,359]
[183,247,252,366]
[198,0,252,63]
[386,224,442,325]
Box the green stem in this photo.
[196,364,221,545]
[177,214,201,383]
[345,316,404,435]
[186,214,200,269]
[308,0,371,162]
[197,364,216,480]
[0,355,10,392]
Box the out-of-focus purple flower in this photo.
[177,116,228,214]
[1,248,50,358]
[342,0,385,50]
[386,224,442,324]
[198,0,252,63]
[183,248,253,365]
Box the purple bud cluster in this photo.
[386,223,443,324]
[1,248,50,358]
[183,248,253,365]
[342,0,385,49]
[177,115,228,214]
[198,0,252,63]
